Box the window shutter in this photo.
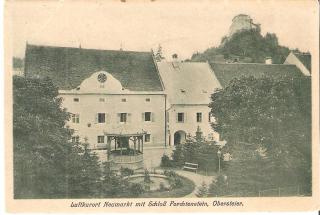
[117,113,121,123]
[176,113,178,123]
[151,112,155,122]
[184,113,187,123]
[142,113,145,122]
[152,136,155,143]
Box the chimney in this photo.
[265,57,272,64]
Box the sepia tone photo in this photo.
[5,0,320,212]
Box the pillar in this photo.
[107,136,111,161]
[141,136,144,153]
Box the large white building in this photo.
[24,44,307,168]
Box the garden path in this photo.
[175,170,215,197]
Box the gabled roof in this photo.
[293,52,311,72]
[209,63,304,88]
[157,62,221,105]
[24,44,163,91]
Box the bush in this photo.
[144,169,151,184]
[120,167,134,177]
[158,182,167,191]
[128,183,144,197]
[208,174,228,197]
[196,181,208,197]
[160,154,173,167]
[163,170,177,177]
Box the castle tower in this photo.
[228,14,260,37]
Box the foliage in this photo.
[171,144,185,166]
[13,76,135,198]
[144,169,151,184]
[140,175,195,198]
[208,174,228,197]
[190,29,301,64]
[120,167,134,177]
[170,137,222,172]
[196,181,208,197]
[209,76,311,195]
[128,183,145,197]
[160,154,173,167]
[158,182,168,192]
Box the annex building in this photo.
[23,44,308,168]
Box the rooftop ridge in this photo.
[210,62,298,66]
[26,43,152,55]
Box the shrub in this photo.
[144,169,151,184]
[158,182,167,191]
[129,183,144,197]
[196,181,208,197]
[163,170,177,177]
[120,167,134,177]
[208,174,228,197]
[160,154,173,167]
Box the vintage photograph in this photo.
[6,0,318,209]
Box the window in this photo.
[73,98,79,102]
[72,136,79,143]
[99,98,105,102]
[145,134,151,142]
[97,136,105,144]
[146,98,151,102]
[120,113,127,123]
[144,112,151,122]
[71,114,80,123]
[197,112,202,123]
[98,113,105,123]
[121,98,127,102]
[177,113,184,123]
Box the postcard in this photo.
[4,0,320,212]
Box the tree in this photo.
[13,76,103,198]
[209,76,311,195]
[208,174,228,197]
[190,28,299,64]
[196,181,208,197]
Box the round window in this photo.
[97,73,107,83]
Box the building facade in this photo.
[157,61,221,145]
[24,44,308,157]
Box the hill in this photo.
[189,29,301,64]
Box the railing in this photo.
[221,185,311,197]
[110,153,143,163]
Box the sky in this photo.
[7,0,318,60]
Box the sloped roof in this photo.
[209,63,304,88]
[294,53,311,72]
[24,44,163,91]
[157,62,221,104]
